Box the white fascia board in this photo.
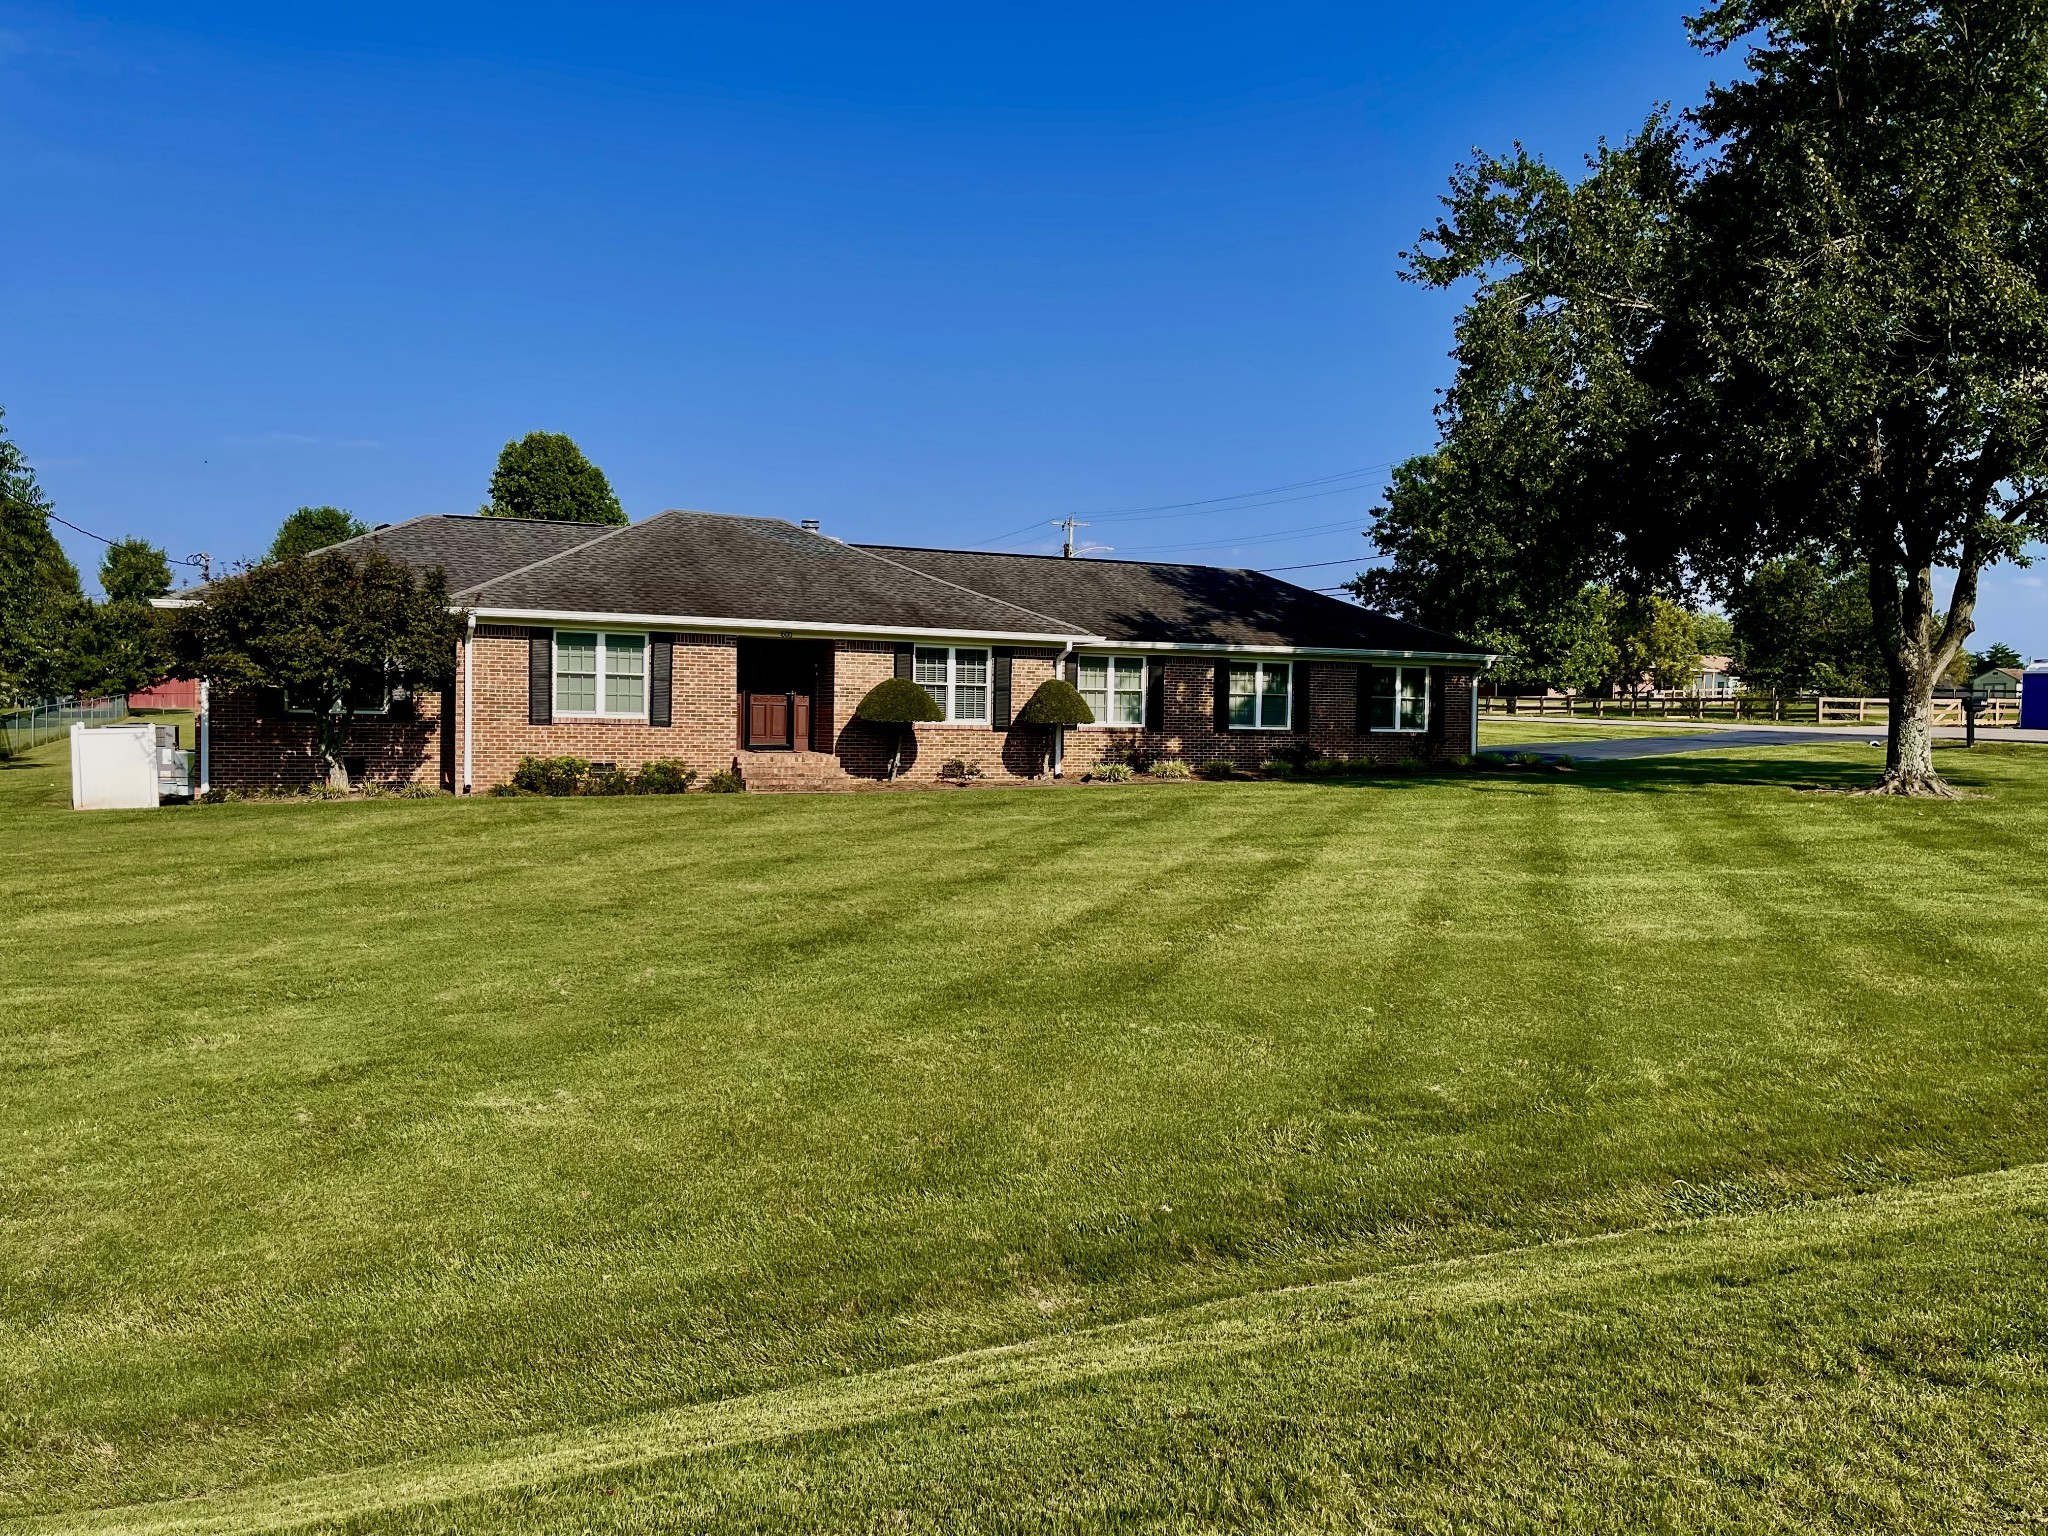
[150,597,199,610]
[464,606,1098,647]
[1084,639,1499,665]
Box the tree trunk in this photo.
[316,714,351,791]
[1867,554,1968,798]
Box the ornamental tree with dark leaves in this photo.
[173,551,460,788]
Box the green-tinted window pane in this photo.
[1261,665,1290,728]
[556,633,598,713]
[1111,658,1144,724]
[1077,657,1109,721]
[1399,671,1428,730]
[1228,664,1258,726]
[604,635,645,714]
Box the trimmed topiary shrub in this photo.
[634,759,697,794]
[512,755,589,795]
[854,677,944,780]
[1017,679,1093,777]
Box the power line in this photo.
[1255,555,1381,574]
[1114,517,1370,556]
[47,513,204,568]
[1081,464,1396,520]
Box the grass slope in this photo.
[3,735,2045,1530]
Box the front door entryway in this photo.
[737,639,828,751]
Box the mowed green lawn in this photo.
[3,735,2046,1533]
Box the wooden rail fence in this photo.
[1479,694,2020,727]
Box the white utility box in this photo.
[71,722,191,810]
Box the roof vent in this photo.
[800,519,822,533]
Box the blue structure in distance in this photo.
[2022,661,2048,730]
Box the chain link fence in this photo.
[0,696,130,757]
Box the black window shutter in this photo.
[649,634,673,727]
[991,648,1014,728]
[528,629,553,725]
[1356,664,1378,731]
[1429,666,1446,732]
[1145,659,1166,730]
[893,643,914,680]
[1213,660,1232,732]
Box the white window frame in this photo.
[913,645,991,725]
[1368,665,1431,734]
[1076,654,1148,728]
[554,630,649,720]
[1226,660,1293,732]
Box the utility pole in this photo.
[1051,517,1088,558]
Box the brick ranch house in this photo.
[188,510,1493,792]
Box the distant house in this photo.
[128,678,200,712]
[1691,655,1738,697]
[180,512,1493,792]
[1972,667,2024,697]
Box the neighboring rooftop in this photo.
[458,511,1092,638]
[311,514,614,595]
[861,545,1484,655]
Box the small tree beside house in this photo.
[172,551,461,789]
[1017,678,1092,777]
[853,677,943,780]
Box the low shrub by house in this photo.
[634,759,697,794]
[506,755,702,796]
[702,768,746,793]
[1151,759,1192,780]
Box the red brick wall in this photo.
[459,625,740,790]
[832,649,1478,782]
[211,627,1480,791]
[207,686,445,790]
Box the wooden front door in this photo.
[748,692,791,747]
[737,640,825,751]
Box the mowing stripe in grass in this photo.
[20,1163,2044,1536]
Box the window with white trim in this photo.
[913,646,990,723]
[1077,655,1146,726]
[1368,666,1430,732]
[1227,661,1292,730]
[555,631,646,717]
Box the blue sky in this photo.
[4,3,2042,651]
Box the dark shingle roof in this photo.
[858,547,1486,655]
[312,515,613,593]
[459,511,1092,638]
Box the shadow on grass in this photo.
[1283,750,1969,798]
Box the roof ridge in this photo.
[857,542,1272,577]
[454,511,673,601]
[299,512,449,561]
[838,540,1095,636]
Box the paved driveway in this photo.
[1480,729,1864,762]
